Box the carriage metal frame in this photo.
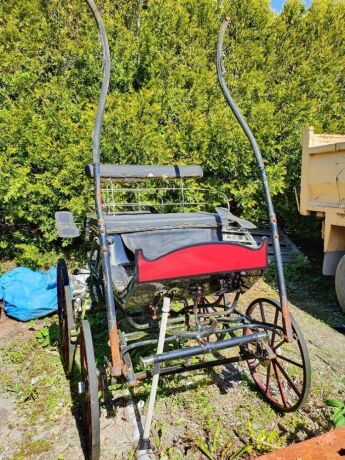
[55,2,311,459]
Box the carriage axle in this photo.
[140,330,267,368]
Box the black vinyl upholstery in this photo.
[102,212,225,233]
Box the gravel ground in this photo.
[0,263,344,460]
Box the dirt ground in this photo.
[0,261,345,460]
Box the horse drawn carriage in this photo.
[55,2,311,458]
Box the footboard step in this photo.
[55,211,80,238]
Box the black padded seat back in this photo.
[85,164,203,180]
[103,212,226,234]
[121,228,220,260]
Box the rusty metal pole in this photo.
[216,18,293,341]
[85,0,122,375]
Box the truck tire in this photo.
[335,255,345,313]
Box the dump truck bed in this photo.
[300,127,345,216]
[300,127,345,311]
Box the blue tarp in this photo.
[0,267,57,321]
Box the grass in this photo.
[2,329,70,423]
[264,255,344,329]
[0,257,345,459]
[9,439,52,460]
[0,318,74,459]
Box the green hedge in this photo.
[0,0,344,266]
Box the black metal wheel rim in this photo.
[80,319,100,460]
[244,298,311,412]
[57,259,76,376]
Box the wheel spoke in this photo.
[265,361,271,395]
[259,301,266,323]
[272,339,286,352]
[275,359,301,398]
[273,361,288,408]
[251,359,261,371]
[270,308,280,347]
[277,354,303,368]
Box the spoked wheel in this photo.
[57,259,76,376]
[244,298,311,412]
[80,320,100,460]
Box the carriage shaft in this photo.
[141,331,266,368]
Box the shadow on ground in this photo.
[264,258,345,332]
[49,322,88,459]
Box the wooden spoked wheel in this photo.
[57,259,76,376]
[80,320,100,460]
[244,298,311,412]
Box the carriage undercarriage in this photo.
[57,224,310,459]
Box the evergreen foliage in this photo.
[0,0,344,266]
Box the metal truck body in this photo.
[300,126,345,310]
